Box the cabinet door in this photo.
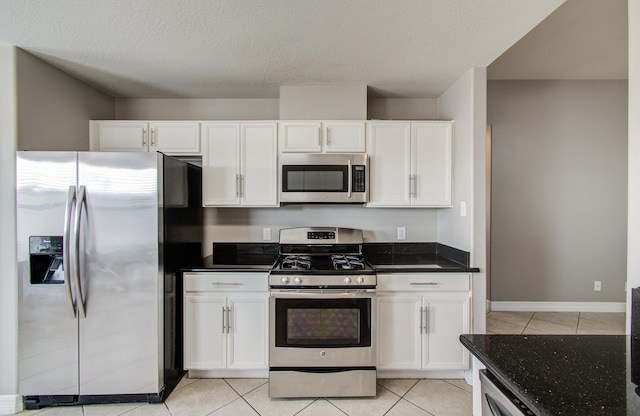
[411,122,453,207]
[279,122,322,152]
[377,295,422,370]
[202,123,241,206]
[98,122,149,152]
[324,121,366,153]
[241,123,278,206]
[150,122,201,155]
[227,294,269,369]
[184,295,226,370]
[423,293,470,370]
[366,122,411,206]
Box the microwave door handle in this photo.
[347,159,352,198]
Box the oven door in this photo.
[269,290,376,367]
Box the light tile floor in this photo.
[15,378,472,416]
[486,311,627,335]
[14,312,625,416]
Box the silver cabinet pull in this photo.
[423,307,428,333]
[235,174,240,197]
[211,282,243,286]
[63,185,77,317]
[327,127,331,145]
[142,128,147,147]
[239,174,244,198]
[409,175,416,198]
[73,185,87,318]
[221,306,226,333]
[410,282,439,286]
[318,127,322,146]
[150,128,156,146]
[408,175,412,198]
[226,307,231,333]
[347,159,352,198]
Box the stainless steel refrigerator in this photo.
[16,151,202,409]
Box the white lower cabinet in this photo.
[183,273,268,376]
[377,274,471,373]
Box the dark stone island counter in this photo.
[460,334,640,416]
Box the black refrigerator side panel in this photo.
[161,155,203,398]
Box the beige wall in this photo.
[16,49,115,150]
[437,67,488,333]
[279,85,367,120]
[0,45,19,408]
[489,80,628,303]
[627,0,640,328]
[116,98,279,120]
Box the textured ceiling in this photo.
[488,0,628,80]
[0,0,573,99]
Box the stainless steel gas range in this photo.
[268,227,377,398]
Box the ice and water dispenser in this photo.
[29,236,64,284]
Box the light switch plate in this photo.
[263,227,271,241]
[460,201,467,217]
[397,227,406,240]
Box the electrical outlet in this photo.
[460,201,467,217]
[397,227,406,240]
[594,281,602,291]
[263,227,271,241]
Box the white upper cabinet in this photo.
[202,122,278,207]
[91,121,201,155]
[279,121,365,153]
[367,121,453,207]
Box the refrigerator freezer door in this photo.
[77,152,162,395]
[17,152,80,396]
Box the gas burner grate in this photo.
[281,255,313,270]
[331,255,365,270]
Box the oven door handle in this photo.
[270,289,376,298]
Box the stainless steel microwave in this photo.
[279,153,369,204]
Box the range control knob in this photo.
[280,277,290,285]
[356,276,365,285]
[293,277,302,285]
[344,277,352,285]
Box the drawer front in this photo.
[377,273,470,292]
[184,272,268,292]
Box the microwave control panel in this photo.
[352,165,366,192]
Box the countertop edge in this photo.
[459,334,551,416]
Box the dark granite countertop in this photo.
[182,242,479,273]
[183,243,278,272]
[460,334,640,416]
[364,242,480,273]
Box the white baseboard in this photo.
[489,301,626,313]
[0,395,22,416]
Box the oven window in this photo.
[282,165,347,192]
[275,297,371,348]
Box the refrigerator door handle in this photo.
[74,185,87,318]
[63,185,77,317]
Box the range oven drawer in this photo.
[377,273,470,292]
[184,272,267,292]
[269,368,376,398]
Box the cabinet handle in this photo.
[419,307,424,334]
[410,282,439,286]
[347,159,352,198]
[327,127,331,145]
[211,282,243,286]
[408,175,412,198]
[150,128,156,146]
[226,306,231,333]
[221,306,226,333]
[240,174,244,198]
[423,307,428,333]
[318,127,322,146]
[235,174,240,197]
[142,129,147,147]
